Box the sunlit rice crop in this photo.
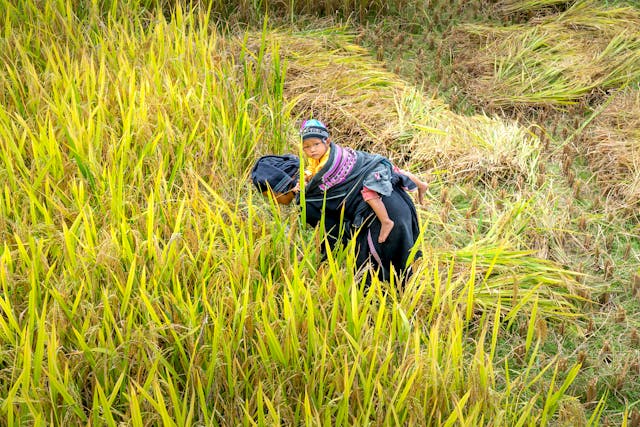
[0,0,597,424]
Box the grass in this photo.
[1,0,638,424]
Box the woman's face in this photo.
[263,189,295,205]
[302,137,329,160]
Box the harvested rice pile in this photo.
[243,29,541,184]
[585,88,640,209]
[450,0,640,109]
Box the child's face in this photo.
[302,137,329,160]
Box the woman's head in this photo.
[251,155,300,204]
[300,119,330,159]
[263,189,296,205]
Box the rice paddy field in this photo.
[0,0,639,425]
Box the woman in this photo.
[251,136,421,283]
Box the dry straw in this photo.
[585,87,640,210]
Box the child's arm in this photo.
[395,167,428,205]
[362,188,394,243]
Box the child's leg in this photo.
[366,196,395,243]
[397,168,428,205]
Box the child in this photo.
[300,119,427,243]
